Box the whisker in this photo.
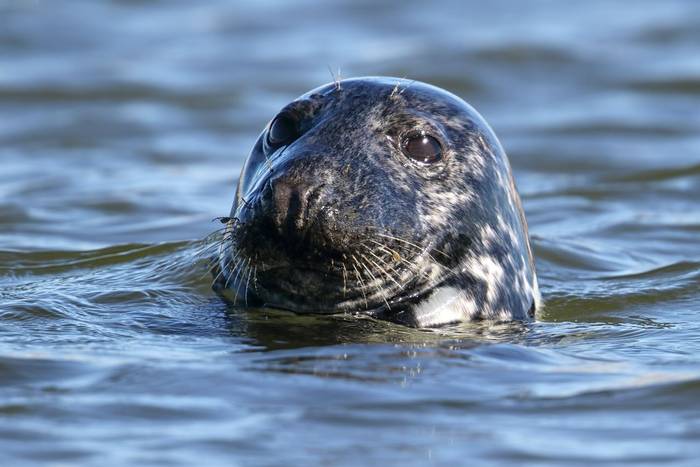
[341,261,348,297]
[373,243,437,283]
[203,225,233,237]
[231,261,245,305]
[358,253,391,310]
[202,248,225,282]
[368,240,409,263]
[244,259,253,306]
[362,247,404,291]
[327,64,342,91]
[210,246,234,286]
[225,253,245,292]
[375,233,451,260]
[369,238,448,286]
[210,262,227,286]
[192,238,226,257]
[252,264,258,292]
[350,257,368,309]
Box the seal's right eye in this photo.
[267,113,299,147]
[401,131,443,164]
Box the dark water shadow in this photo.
[221,304,533,351]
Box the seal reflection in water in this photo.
[214,77,541,327]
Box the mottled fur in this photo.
[215,77,540,327]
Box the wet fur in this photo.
[215,77,540,327]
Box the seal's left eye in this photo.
[402,132,443,164]
[267,113,299,146]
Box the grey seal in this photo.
[214,76,540,327]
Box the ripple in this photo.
[0,83,239,109]
[534,238,626,274]
[1,0,700,464]
[0,241,191,276]
[601,260,700,281]
[626,77,700,95]
[608,162,700,183]
[0,354,103,387]
[472,44,576,64]
[542,286,697,322]
[539,121,692,137]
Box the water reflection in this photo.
[1,0,700,464]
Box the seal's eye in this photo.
[267,113,299,147]
[402,132,443,164]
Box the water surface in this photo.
[1,0,699,465]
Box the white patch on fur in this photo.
[496,214,520,249]
[409,286,478,327]
[421,190,475,227]
[463,254,505,305]
[532,276,542,312]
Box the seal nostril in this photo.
[269,178,316,235]
[287,189,304,231]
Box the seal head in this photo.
[216,77,540,327]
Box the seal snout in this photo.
[262,173,327,239]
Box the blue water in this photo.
[1,0,699,465]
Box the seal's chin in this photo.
[246,265,389,314]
